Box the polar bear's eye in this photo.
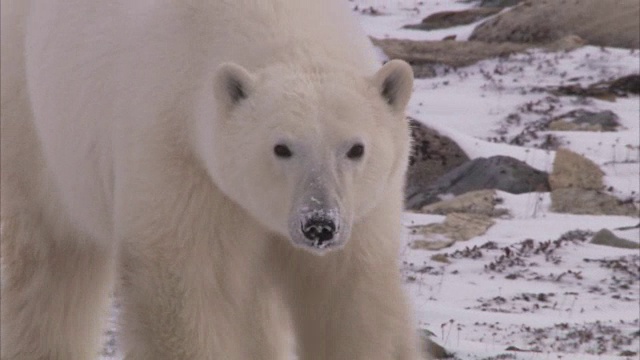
[346,144,365,160]
[274,144,293,158]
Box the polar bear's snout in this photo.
[293,206,344,253]
[289,193,351,254]
[300,214,338,245]
[286,170,353,254]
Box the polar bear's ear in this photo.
[372,59,414,113]
[213,63,256,109]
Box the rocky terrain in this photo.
[359,1,639,359]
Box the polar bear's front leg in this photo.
[0,213,116,360]
[273,235,425,360]
[118,238,287,360]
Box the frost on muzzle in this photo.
[287,175,351,255]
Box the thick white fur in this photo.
[1,0,423,359]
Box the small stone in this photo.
[549,75,639,100]
[480,0,523,8]
[410,64,437,79]
[410,213,496,250]
[430,253,451,263]
[410,238,456,251]
[420,331,451,359]
[609,74,640,95]
[591,229,640,249]
[548,120,585,132]
[572,110,619,130]
[419,189,509,218]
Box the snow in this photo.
[354,0,494,41]
[401,211,639,359]
[355,1,639,358]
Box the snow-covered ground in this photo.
[352,1,640,359]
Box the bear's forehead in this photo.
[260,75,369,110]
[249,67,382,128]
[256,84,372,127]
[260,64,368,92]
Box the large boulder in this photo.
[371,38,530,78]
[469,0,640,49]
[406,119,470,206]
[406,155,550,210]
[551,188,639,217]
[372,36,584,79]
[404,8,501,31]
[549,148,604,191]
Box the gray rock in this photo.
[549,110,620,132]
[411,64,437,79]
[610,74,640,95]
[614,223,640,231]
[420,332,452,359]
[407,155,550,210]
[574,110,620,130]
[371,38,530,78]
[480,0,523,7]
[591,229,640,249]
[406,119,470,207]
[551,188,639,217]
[549,74,640,100]
[404,8,501,31]
[469,0,640,49]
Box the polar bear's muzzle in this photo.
[291,207,346,254]
[300,210,339,248]
[288,181,351,255]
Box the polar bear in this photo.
[1,0,423,359]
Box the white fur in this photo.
[1,0,424,359]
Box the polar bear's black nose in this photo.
[301,218,337,245]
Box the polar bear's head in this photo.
[195,60,413,255]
